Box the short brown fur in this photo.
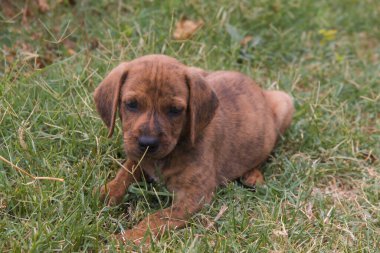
[94,54,294,245]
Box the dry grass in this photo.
[1,0,379,252]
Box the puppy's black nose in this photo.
[138,136,159,152]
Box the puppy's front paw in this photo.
[98,181,126,206]
[112,229,149,247]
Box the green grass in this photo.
[1,0,379,252]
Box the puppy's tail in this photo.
[264,91,294,135]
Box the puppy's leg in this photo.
[99,159,142,206]
[264,91,294,135]
[241,168,265,186]
[116,186,214,245]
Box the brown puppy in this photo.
[94,54,294,244]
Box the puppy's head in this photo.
[94,55,218,160]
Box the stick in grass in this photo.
[0,155,64,182]
[206,204,228,229]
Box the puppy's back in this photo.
[204,71,278,184]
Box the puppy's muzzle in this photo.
[138,135,159,153]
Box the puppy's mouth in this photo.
[128,147,167,160]
[139,145,158,157]
[123,133,176,160]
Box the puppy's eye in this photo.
[126,100,138,111]
[168,106,184,117]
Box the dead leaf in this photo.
[240,35,253,47]
[67,49,76,55]
[1,0,18,18]
[62,39,77,55]
[173,17,204,40]
[37,0,50,13]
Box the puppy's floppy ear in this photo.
[185,69,219,145]
[94,62,128,138]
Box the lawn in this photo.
[1,0,379,252]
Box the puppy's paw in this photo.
[241,168,265,187]
[97,181,126,206]
[110,230,150,250]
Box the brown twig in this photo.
[0,155,64,182]
[188,204,228,250]
[206,204,228,229]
